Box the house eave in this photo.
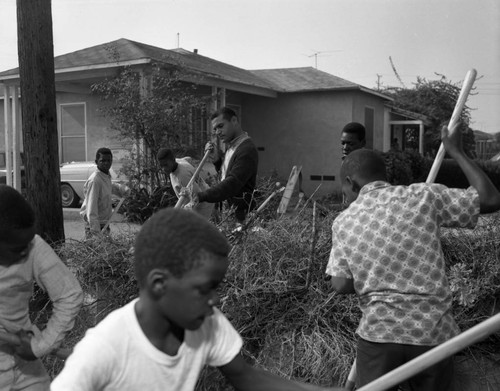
[279,85,393,100]
[180,73,278,98]
[0,58,153,84]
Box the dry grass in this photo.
[34,205,500,389]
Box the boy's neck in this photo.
[134,298,184,356]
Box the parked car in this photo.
[60,161,125,208]
[1,161,125,208]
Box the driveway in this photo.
[63,208,140,241]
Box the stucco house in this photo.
[0,38,425,196]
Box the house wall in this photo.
[241,90,386,196]
[351,92,387,151]
[56,92,128,162]
[0,93,127,165]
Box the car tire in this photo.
[61,183,80,208]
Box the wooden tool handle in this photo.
[174,148,212,209]
[345,361,357,390]
[356,312,500,391]
[101,197,126,233]
[426,69,477,183]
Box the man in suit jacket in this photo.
[195,107,258,223]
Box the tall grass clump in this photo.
[196,206,359,390]
[39,234,138,377]
[443,213,500,348]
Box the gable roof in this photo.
[251,67,391,100]
[0,38,390,100]
[0,38,276,92]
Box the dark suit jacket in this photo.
[198,138,258,221]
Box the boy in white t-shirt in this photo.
[51,208,344,391]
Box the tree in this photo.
[91,61,213,222]
[17,0,64,244]
[91,62,211,189]
[382,74,476,158]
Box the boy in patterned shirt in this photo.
[326,125,500,390]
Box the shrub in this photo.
[383,149,500,191]
[122,185,177,223]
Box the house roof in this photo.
[0,38,390,100]
[388,105,430,125]
[0,38,276,92]
[250,67,391,99]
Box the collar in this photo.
[97,168,111,177]
[227,131,249,149]
[359,180,391,195]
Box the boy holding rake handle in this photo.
[326,124,500,390]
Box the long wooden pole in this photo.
[426,69,477,183]
[356,312,500,391]
[174,149,212,209]
[101,197,126,233]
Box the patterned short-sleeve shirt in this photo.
[326,181,479,346]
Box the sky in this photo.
[1,0,499,134]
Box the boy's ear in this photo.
[146,269,171,298]
[351,178,362,194]
[346,175,361,194]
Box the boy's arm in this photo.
[442,125,500,213]
[220,354,346,391]
[85,177,101,232]
[326,229,355,295]
[31,237,83,358]
[330,276,355,294]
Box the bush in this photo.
[122,185,177,223]
[383,149,500,191]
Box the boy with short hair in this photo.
[0,185,83,390]
[52,208,344,391]
[80,147,128,237]
[340,122,366,159]
[326,125,500,390]
[157,148,215,220]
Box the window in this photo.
[60,103,86,162]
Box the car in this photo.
[59,161,125,208]
[1,160,125,208]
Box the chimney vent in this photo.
[194,49,198,54]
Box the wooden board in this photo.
[277,165,302,215]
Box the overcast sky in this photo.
[1,0,499,134]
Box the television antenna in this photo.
[305,49,343,69]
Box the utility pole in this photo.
[177,32,180,48]
[17,0,64,243]
[376,74,382,90]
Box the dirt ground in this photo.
[63,208,140,241]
